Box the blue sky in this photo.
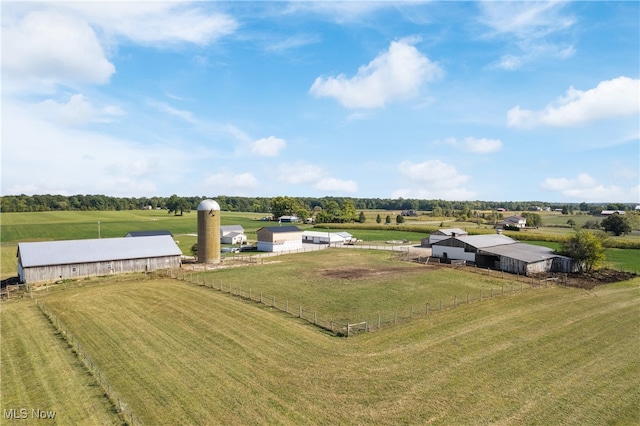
[2,1,639,203]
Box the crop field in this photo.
[3,264,638,425]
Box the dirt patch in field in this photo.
[320,267,417,280]
[564,269,637,290]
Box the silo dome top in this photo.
[197,199,221,211]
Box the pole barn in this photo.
[17,235,182,284]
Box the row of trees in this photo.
[2,194,635,215]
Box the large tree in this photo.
[601,214,632,236]
[166,194,191,216]
[557,230,605,273]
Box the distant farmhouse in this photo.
[17,235,182,284]
[257,226,303,253]
[600,210,625,216]
[496,215,527,229]
[431,233,575,276]
[220,225,247,245]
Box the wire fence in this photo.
[161,263,562,337]
[35,299,143,426]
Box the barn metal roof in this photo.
[433,234,517,249]
[434,228,468,236]
[479,243,570,263]
[125,230,173,237]
[220,225,244,234]
[18,236,182,268]
[260,226,301,233]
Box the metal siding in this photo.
[21,255,180,284]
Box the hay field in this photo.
[4,257,638,425]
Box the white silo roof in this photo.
[197,199,220,211]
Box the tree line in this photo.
[0,193,635,216]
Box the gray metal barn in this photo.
[431,234,576,276]
[17,235,182,284]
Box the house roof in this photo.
[220,225,244,233]
[18,235,182,268]
[433,234,517,249]
[259,226,301,233]
[434,228,468,236]
[125,230,173,237]
[479,243,570,263]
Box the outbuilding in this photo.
[256,226,303,252]
[17,235,182,284]
[302,230,354,245]
[220,225,247,245]
[431,233,575,275]
[422,228,468,247]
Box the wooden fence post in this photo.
[426,303,429,316]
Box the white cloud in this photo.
[61,2,238,46]
[508,77,640,128]
[2,10,115,93]
[479,1,575,70]
[314,178,358,194]
[150,101,196,123]
[398,160,469,188]
[37,94,123,126]
[442,137,503,153]
[394,160,475,200]
[250,136,287,157]
[277,162,324,184]
[2,3,237,94]
[480,1,574,39]
[541,173,640,202]
[204,172,260,192]
[310,38,443,109]
[1,102,187,196]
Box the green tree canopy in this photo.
[166,194,191,216]
[396,214,404,224]
[601,214,632,236]
[521,212,542,228]
[558,230,605,273]
[358,211,366,223]
[376,214,381,224]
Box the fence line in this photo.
[164,265,559,337]
[35,299,143,425]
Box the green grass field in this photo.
[0,301,119,424]
[195,249,512,323]
[3,266,638,425]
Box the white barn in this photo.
[302,231,354,244]
[256,226,303,253]
[17,235,182,284]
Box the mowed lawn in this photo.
[9,267,638,424]
[0,301,120,424]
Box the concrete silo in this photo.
[197,199,221,264]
